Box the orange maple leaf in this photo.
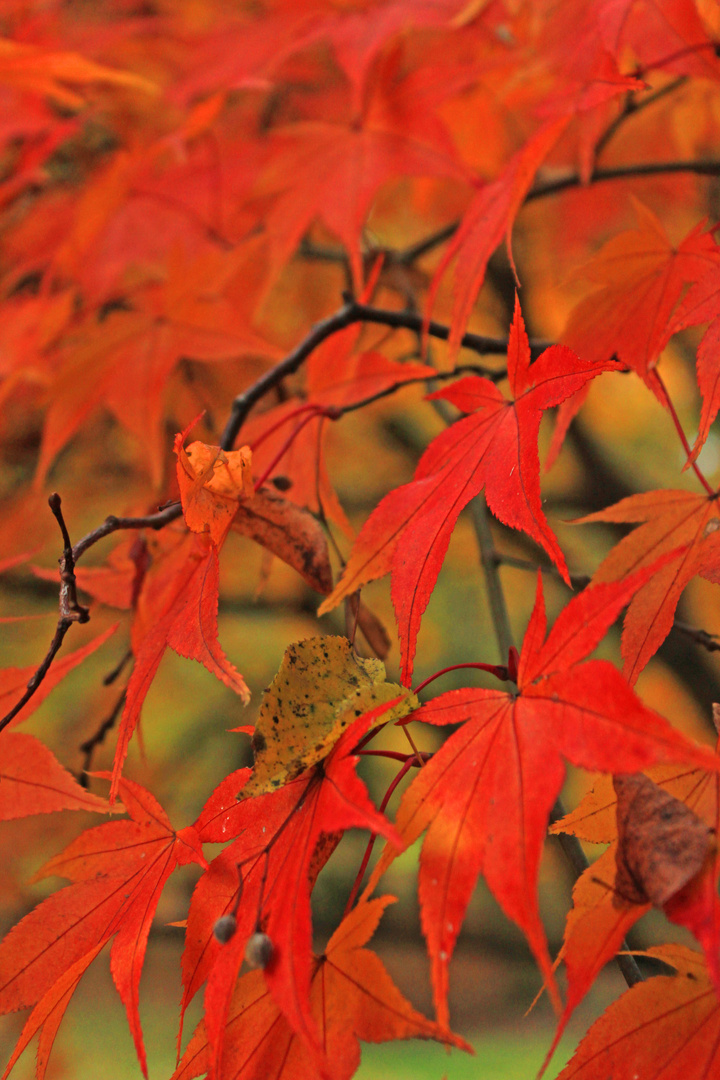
[175,429,254,547]
[173,896,470,1080]
[0,777,205,1079]
[576,488,720,684]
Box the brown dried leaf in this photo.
[232,486,333,595]
[613,773,713,908]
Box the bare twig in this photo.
[330,360,507,418]
[0,495,90,734]
[397,222,460,264]
[672,621,720,653]
[102,649,133,686]
[78,687,128,785]
[0,620,75,735]
[49,494,90,625]
[594,77,687,160]
[364,152,720,273]
[72,502,182,562]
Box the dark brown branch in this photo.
[369,153,720,270]
[0,503,183,732]
[331,360,507,418]
[397,222,459,264]
[219,299,546,450]
[492,551,590,589]
[102,649,133,686]
[297,238,349,264]
[673,621,720,653]
[0,495,91,735]
[72,502,182,562]
[528,159,720,203]
[0,620,74,735]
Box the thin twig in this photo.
[594,77,687,160]
[78,687,128,785]
[0,495,90,735]
[49,494,90,625]
[0,620,74,735]
[72,503,182,562]
[368,153,720,270]
[397,222,460,264]
[670,621,720,653]
[493,552,590,587]
[330,361,507,418]
[470,496,516,661]
[102,649,133,686]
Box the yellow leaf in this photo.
[241,636,417,799]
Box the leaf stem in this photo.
[344,754,424,915]
[253,410,322,491]
[654,371,714,495]
[358,748,431,763]
[594,77,687,160]
[412,661,509,697]
[249,402,323,451]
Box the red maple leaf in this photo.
[36,244,279,489]
[173,895,469,1080]
[363,568,720,1026]
[180,702,402,1078]
[0,731,113,819]
[553,945,720,1079]
[320,297,619,683]
[254,55,468,290]
[111,528,249,801]
[0,776,205,1079]
[561,200,719,384]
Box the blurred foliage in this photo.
[2,0,720,1077]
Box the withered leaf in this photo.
[613,772,713,908]
[232,487,332,595]
[240,636,416,800]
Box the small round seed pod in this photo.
[245,931,274,969]
[213,913,237,944]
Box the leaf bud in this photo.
[213,913,237,944]
[245,931,274,969]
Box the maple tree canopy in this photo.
[3,1,720,1079]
